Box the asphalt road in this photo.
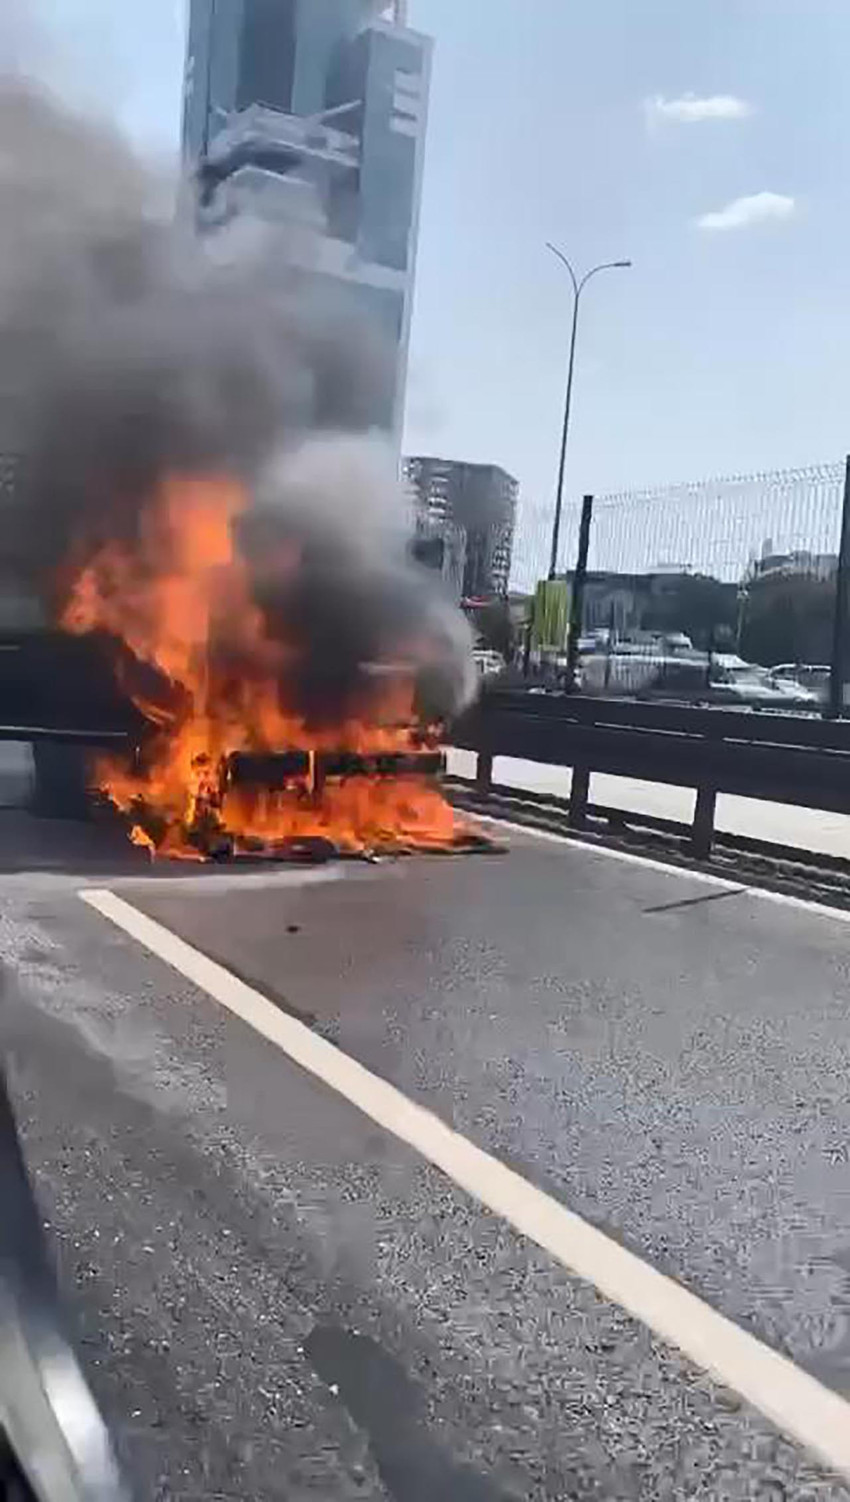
[3,805,850,1497]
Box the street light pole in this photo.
[546,246,632,580]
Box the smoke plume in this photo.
[0,76,474,724]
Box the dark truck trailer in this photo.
[0,629,447,826]
[0,629,179,816]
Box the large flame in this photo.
[60,474,459,858]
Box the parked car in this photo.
[579,647,820,711]
[708,655,820,711]
[770,663,831,704]
[472,648,506,680]
[580,649,707,700]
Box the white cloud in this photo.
[646,92,754,125]
[696,191,796,232]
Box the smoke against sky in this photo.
[14,1,850,593]
[0,74,473,723]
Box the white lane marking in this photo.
[487,817,850,926]
[481,817,746,889]
[98,866,346,895]
[735,880,850,925]
[81,885,850,1481]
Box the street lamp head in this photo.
[613,260,632,269]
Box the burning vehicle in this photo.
[0,81,475,859]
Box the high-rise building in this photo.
[182,0,432,441]
[182,1,366,160]
[405,457,518,599]
[409,520,467,603]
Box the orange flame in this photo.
[129,824,156,856]
[61,474,459,857]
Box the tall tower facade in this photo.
[182,0,432,443]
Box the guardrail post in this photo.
[475,751,493,795]
[691,785,716,859]
[828,454,850,719]
[569,763,590,828]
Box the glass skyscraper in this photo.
[182,0,432,441]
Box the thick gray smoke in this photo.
[0,77,474,724]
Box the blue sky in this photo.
[19,1,850,578]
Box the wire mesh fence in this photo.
[564,463,844,580]
[518,461,850,713]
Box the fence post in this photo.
[521,617,533,677]
[603,600,615,691]
[564,494,594,693]
[705,625,716,692]
[828,456,850,719]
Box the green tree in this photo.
[640,574,738,649]
[471,598,516,660]
[740,573,835,666]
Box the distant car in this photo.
[579,647,820,711]
[580,649,707,700]
[770,663,831,704]
[709,656,819,711]
[472,648,505,680]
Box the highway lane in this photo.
[127,836,850,1389]
[1,814,850,1496]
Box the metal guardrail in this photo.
[453,689,850,858]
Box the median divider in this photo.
[452,691,850,859]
